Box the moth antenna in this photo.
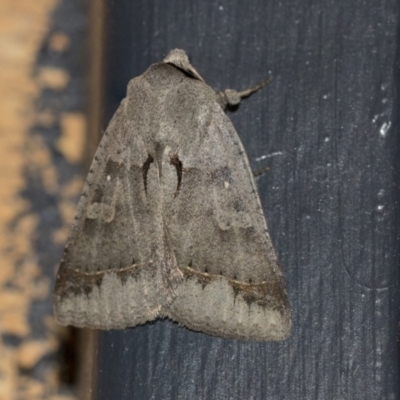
[236,77,273,99]
[217,77,273,109]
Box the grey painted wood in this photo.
[92,0,400,398]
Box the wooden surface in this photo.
[0,0,86,398]
[91,0,400,399]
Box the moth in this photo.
[54,49,291,341]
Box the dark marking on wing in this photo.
[230,278,289,312]
[181,266,216,289]
[210,166,233,184]
[92,187,103,203]
[83,218,97,236]
[170,154,183,197]
[104,159,123,178]
[142,154,154,194]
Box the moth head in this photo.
[163,49,205,83]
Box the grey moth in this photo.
[53,49,291,341]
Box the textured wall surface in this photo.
[92,1,400,399]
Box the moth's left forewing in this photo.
[159,84,291,341]
[54,73,179,329]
